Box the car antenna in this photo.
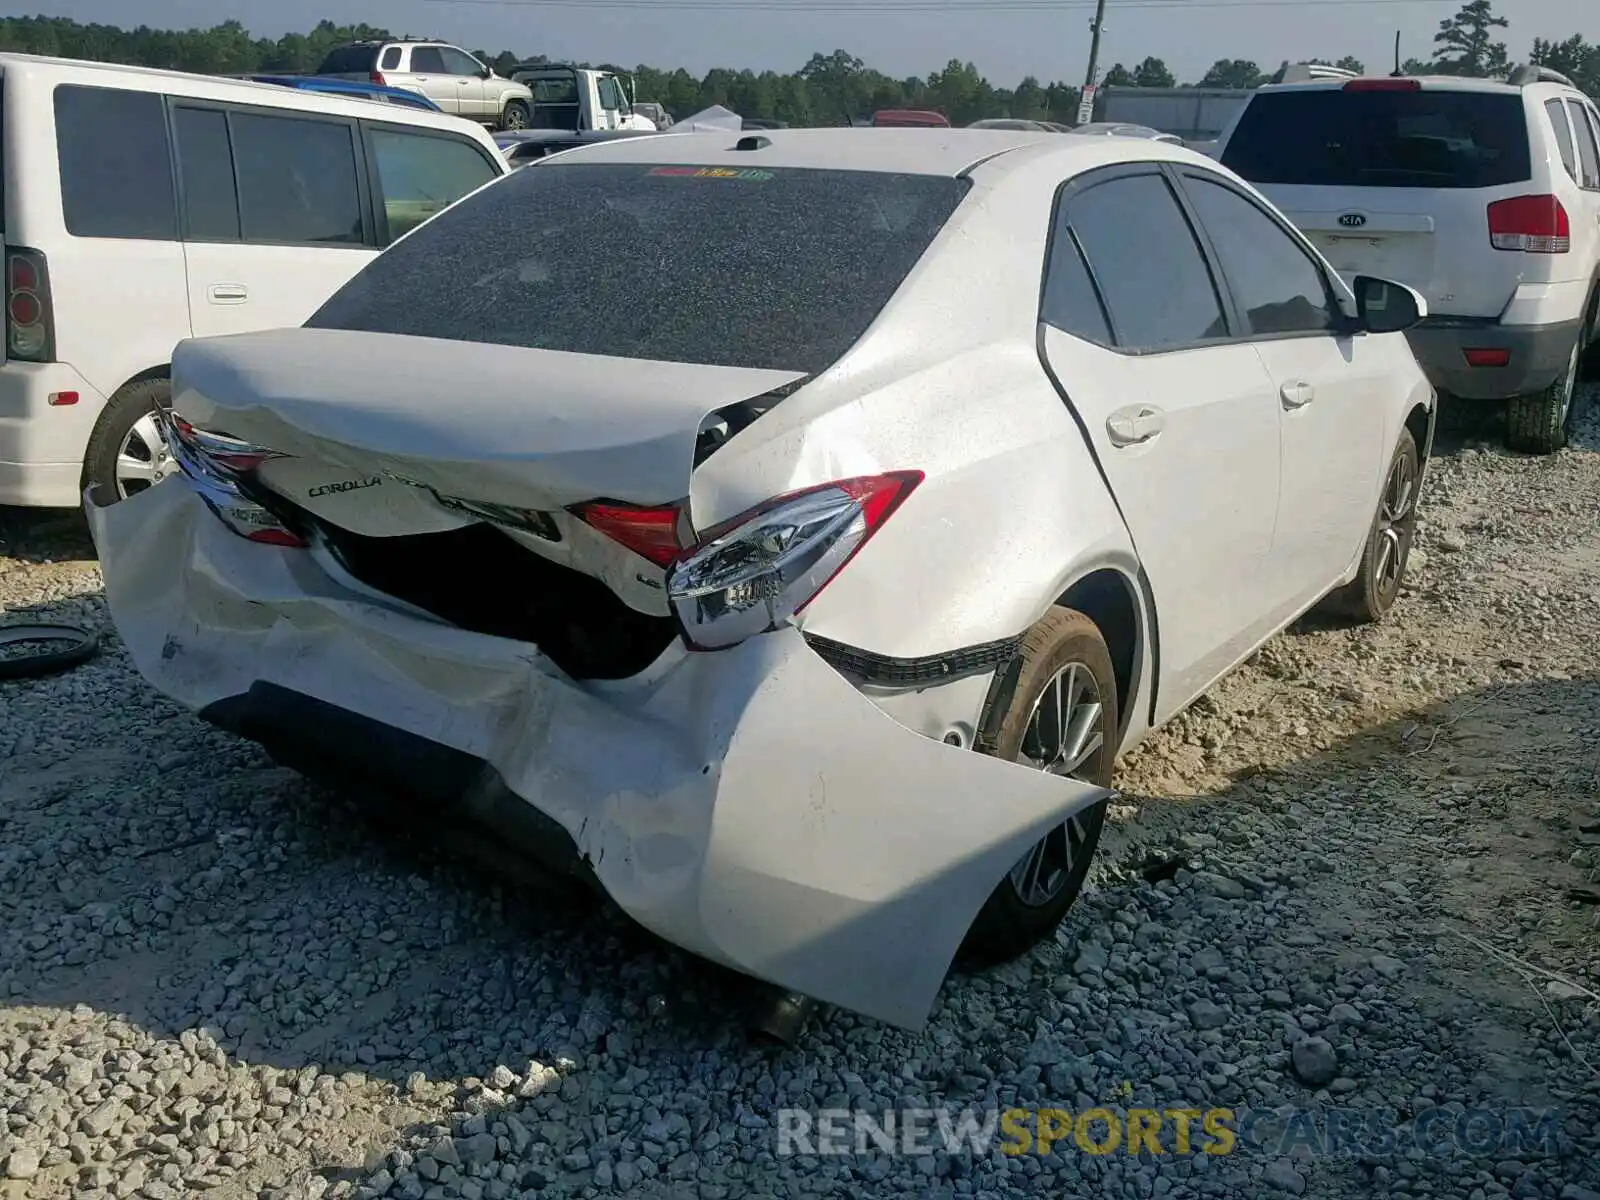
[1391,30,1404,76]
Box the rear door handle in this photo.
[207,284,248,304]
[1107,406,1165,446]
[1280,380,1315,409]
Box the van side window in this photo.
[230,112,365,245]
[1544,99,1577,180]
[1567,100,1600,189]
[369,128,500,243]
[54,85,177,240]
[173,108,240,241]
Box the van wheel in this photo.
[82,378,175,508]
[1320,428,1419,624]
[960,607,1116,965]
[500,100,531,131]
[1505,335,1580,455]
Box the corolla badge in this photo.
[1337,212,1368,228]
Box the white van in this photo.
[0,53,510,507]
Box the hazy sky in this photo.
[40,0,1590,87]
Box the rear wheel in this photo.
[82,377,176,508]
[500,100,531,131]
[962,607,1116,964]
[1504,333,1580,455]
[1320,428,1419,624]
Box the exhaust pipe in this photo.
[748,988,817,1045]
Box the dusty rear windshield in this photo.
[306,162,969,373]
[1221,88,1531,189]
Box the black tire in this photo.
[961,607,1117,964]
[1320,427,1420,624]
[1505,332,1581,455]
[82,377,171,508]
[500,99,531,131]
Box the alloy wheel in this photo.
[1007,662,1105,907]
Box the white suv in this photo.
[1215,65,1600,453]
[0,53,509,508]
[316,40,535,131]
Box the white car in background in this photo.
[90,129,1435,1030]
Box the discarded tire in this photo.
[0,623,100,680]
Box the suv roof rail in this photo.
[1507,63,1577,88]
[1269,61,1361,84]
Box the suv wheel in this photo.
[1504,334,1580,455]
[500,100,531,131]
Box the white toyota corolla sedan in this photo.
[89,129,1436,1031]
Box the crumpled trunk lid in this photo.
[170,327,807,527]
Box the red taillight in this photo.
[5,248,53,362]
[1464,348,1511,367]
[8,292,40,327]
[1487,194,1570,253]
[570,501,685,566]
[1344,78,1421,91]
[370,71,387,86]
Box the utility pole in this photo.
[1083,0,1108,89]
[1076,0,1108,126]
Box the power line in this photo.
[420,0,1453,9]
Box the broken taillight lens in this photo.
[664,471,923,650]
[163,411,307,548]
[569,500,685,567]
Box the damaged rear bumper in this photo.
[88,481,1112,1030]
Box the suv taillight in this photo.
[1487,194,1570,253]
[6,248,54,361]
[369,70,388,86]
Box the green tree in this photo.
[1133,56,1175,87]
[1197,59,1264,88]
[1531,34,1598,96]
[1101,63,1133,87]
[1432,0,1510,76]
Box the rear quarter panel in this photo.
[687,146,1146,661]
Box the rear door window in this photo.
[230,112,365,245]
[1222,89,1532,189]
[54,84,177,240]
[1565,100,1599,188]
[1062,171,1228,350]
[368,127,500,242]
[410,47,447,74]
[380,47,402,71]
[1545,99,1577,180]
[173,107,240,241]
[307,162,969,373]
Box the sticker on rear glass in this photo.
[648,166,774,181]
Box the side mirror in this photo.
[1352,275,1426,335]
[480,66,494,79]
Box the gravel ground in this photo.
[2,385,1599,1200]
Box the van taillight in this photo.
[1487,195,1570,253]
[6,248,54,362]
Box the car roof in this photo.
[0,52,475,130]
[1254,74,1523,96]
[536,127,1077,175]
